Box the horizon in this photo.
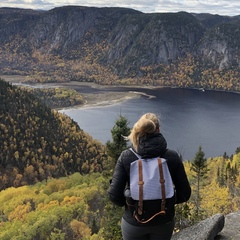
[0,0,239,17]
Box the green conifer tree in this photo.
[103,115,131,240]
[106,115,131,165]
[191,146,208,220]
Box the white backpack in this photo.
[129,148,174,223]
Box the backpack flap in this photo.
[130,158,174,200]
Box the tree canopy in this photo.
[0,78,107,190]
[106,115,131,165]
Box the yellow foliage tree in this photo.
[200,180,231,216]
[70,219,91,239]
[8,202,32,221]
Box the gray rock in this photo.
[215,211,240,240]
[172,213,225,240]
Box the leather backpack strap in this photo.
[138,160,144,215]
[134,210,166,224]
[158,158,166,214]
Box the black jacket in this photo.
[108,133,191,226]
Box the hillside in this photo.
[0,152,240,239]
[0,173,109,239]
[1,7,240,92]
[0,78,108,190]
[1,78,240,239]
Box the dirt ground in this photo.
[79,91,140,107]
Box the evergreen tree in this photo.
[223,151,228,159]
[106,115,131,165]
[235,146,240,154]
[103,115,130,240]
[191,146,208,219]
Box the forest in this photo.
[1,78,240,239]
[23,87,84,109]
[0,79,108,190]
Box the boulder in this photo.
[172,213,225,240]
[215,211,240,240]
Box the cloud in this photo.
[1,0,52,9]
[0,0,240,16]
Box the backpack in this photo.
[127,148,174,223]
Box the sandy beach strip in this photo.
[2,76,157,109]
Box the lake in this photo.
[60,87,240,160]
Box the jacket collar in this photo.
[136,133,167,158]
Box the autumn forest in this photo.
[1,78,240,239]
[1,6,240,240]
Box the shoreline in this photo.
[78,89,156,108]
[60,91,156,110]
[2,76,158,109]
[60,91,142,110]
[2,75,240,110]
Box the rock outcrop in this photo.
[172,211,240,240]
[172,213,224,240]
[215,211,240,240]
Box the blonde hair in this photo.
[128,113,160,150]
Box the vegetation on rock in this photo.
[1,7,240,92]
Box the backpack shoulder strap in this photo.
[138,159,144,215]
[158,158,166,215]
[129,148,144,215]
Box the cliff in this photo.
[1,6,240,90]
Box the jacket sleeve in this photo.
[108,153,128,207]
[173,158,191,204]
[165,150,191,204]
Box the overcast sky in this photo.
[0,0,239,16]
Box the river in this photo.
[60,87,240,160]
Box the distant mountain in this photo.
[0,78,107,190]
[192,13,232,28]
[1,6,240,91]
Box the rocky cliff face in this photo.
[107,12,205,70]
[0,6,240,76]
[28,6,139,52]
[198,21,240,70]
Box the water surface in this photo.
[60,88,240,160]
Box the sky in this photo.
[0,0,240,16]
